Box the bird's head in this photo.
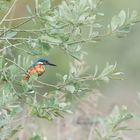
[35,58,56,66]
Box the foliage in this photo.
[29,133,43,140]
[0,0,139,139]
[93,106,134,140]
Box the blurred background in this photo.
[3,0,140,139]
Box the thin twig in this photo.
[5,39,34,55]
[67,39,90,45]
[35,0,39,16]
[3,57,27,73]
[0,28,46,32]
[35,80,59,89]
[4,16,36,22]
[0,16,36,37]
[0,44,19,53]
[0,37,37,41]
[88,124,95,140]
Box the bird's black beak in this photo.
[47,62,56,66]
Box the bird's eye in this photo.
[45,61,48,64]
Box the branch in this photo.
[0,42,24,53]
[0,28,46,33]
[0,16,36,37]
[5,40,34,55]
[35,80,59,89]
[4,16,36,22]
[0,37,37,41]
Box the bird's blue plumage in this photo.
[31,58,48,67]
[36,58,48,63]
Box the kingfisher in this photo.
[24,58,56,81]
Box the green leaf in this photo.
[0,57,3,69]
[29,134,42,140]
[100,76,110,83]
[40,0,51,14]
[130,10,138,22]
[40,35,62,45]
[118,10,126,26]
[40,41,51,52]
[56,73,63,80]
[26,5,33,15]
[5,31,17,38]
[88,0,93,8]
[65,85,75,93]
[93,23,102,28]
[59,102,67,108]
[0,1,10,11]
[95,128,103,139]
[111,16,120,31]
[79,0,87,9]
[65,110,73,114]
[9,125,23,137]
[63,74,68,82]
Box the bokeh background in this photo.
[3,0,140,139]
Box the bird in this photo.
[24,58,56,81]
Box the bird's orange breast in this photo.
[24,64,46,80]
